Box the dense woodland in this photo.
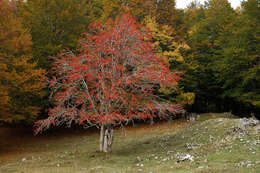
[0,0,259,127]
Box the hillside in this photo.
[0,114,260,173]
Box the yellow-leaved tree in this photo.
[142,16,195,105]
[0,0,45,124]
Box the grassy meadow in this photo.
[0,113,259,173]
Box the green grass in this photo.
[0,113,259,173]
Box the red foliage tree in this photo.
[34,14,184,152]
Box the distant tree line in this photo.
[0,0,259,125]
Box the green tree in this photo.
[182,0,259,115]
[182,0,237,112]
[183,0,205,37]
[20,0,100,69]
[217,0,260,110]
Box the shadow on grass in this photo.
[0,126,99,162]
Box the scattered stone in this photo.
[162,158,169,161]
[175,153,194,162]
[185,143,197,150]
[227,126,244,134]
[187,114,196,123]
[255,125,260,132]
[90,166,103,170]
[162,136,171,142]
[59,154,66,159]
[252,140,260,145]
[209,135,214,142]
[136,156,141,162]
[167,151,175,154]
[57,163,60,167]
[187,114,200,122]
[240,118,260,129]
[236,161,254,167]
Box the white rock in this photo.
[175,153,194,162]
[136,156,141,162]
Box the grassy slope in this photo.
[0,113,259,173]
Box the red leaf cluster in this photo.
[34,14,184,134]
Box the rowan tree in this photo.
[34,14,184,152]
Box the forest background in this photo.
[0,0,259,126]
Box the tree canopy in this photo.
[0,0,45,124]
[19,0,101,69]
[34,14,184,152]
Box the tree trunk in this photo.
[100,124,105,151]
[99,124,114,152]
